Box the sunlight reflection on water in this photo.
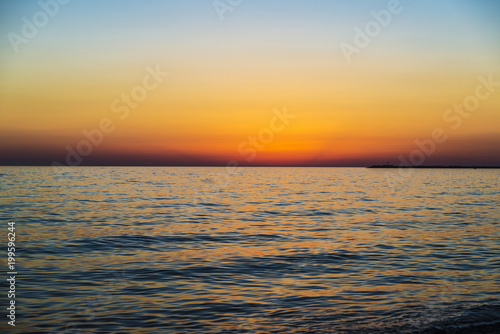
[1,167,499,333]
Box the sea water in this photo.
[0,167,499,333]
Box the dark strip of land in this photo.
[368,165,500,169]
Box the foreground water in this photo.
[0,167,499,333]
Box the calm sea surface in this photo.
[1,167,499,333]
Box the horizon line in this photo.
[2,164,500,168]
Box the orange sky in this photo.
[1,0,500,166]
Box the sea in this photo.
[0,167,499,333]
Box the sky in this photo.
[1,0,500,166]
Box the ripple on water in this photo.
[2,167,499,333]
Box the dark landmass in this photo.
[368,164,500,169]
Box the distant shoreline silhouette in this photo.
[368,164,500,169]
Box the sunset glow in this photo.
[1,0,499,166]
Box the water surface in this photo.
[1,167,499,333]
